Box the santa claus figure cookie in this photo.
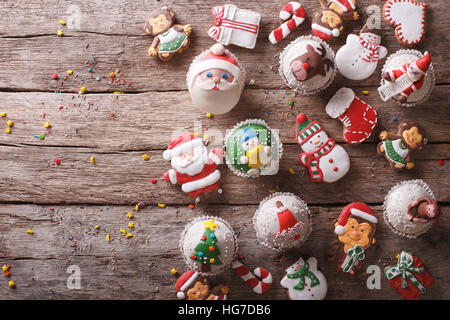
[225,119,282,178]
[383,0,427,47]
[383,179,440,239]
[253,193,312,251]
[176,270,229,300]
[163,132,223,203]
[187,44,246,114]
[296,113,350,183]
[281,257,327,300]
[325,87,378,144]
[279,36,336,95]
[336,24,387,80]
[379,50,434,106]
[328,202,377,275]
[208,5,261,49]
[180,216,237,274]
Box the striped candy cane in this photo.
[232,260,273,294]
[269,2,306,44]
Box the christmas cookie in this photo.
[385,251,433,300]
[180,216,237,274]
[327,0,358,21]
[379,50,434,106]
[225,119,283,178]
[280,256,327,300]
[335,24,387,80]
[269,2,306,45]
[328,202,378,275]
[325,87,378,144]
[383,0,427,47]
[377,121,427,171]
[176,270,229,300]
[383,179,439,239]
[145,7,192,61]
[162,132,223,204]
[208,4,261,49]
[279,35,336,95]
[187,43,246,114]
[296,113,350,183]
[253,192,312,251]
[232,259,273,294]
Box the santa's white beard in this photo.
[189,77,242,114]
[171,147,208,176]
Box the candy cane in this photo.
[269,2,306,44]
[232,260,273,294]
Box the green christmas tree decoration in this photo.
[190,225,222,272]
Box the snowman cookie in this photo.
[336,24,387,80]
[281,257,327,300]
[296,113,350,183]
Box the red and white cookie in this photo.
[383,0,427,47]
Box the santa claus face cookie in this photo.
[187,44,246,114]
[176,270,229,300]
[253,193,312,251]
[225,119,283,178]
[279,36,336,95]
[296,113,350,183]
[180,217,237,274]
[383,179,439,239]
[280,257,327,300]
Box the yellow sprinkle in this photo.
[158,203,166,208]
[126,212,134,219]
[396,254,400,260]
[90,156,95,164]
[125,233,133,239]
[210,258,215,264]
[0,112,6,117]
[204,134,209,140]
[67,70,73,75]
[120,229,126,234]
[362,90,369,95]
[170,268,178,275]
[8,281,15,287]
[5,128,11,134]
[268,189,276,193]
[79,86,87,94]
[2,265,9,272]
[26,229,33,234]
[113,91,120,94]
[106,234,110,242]
[289,168,295,174]
[135,204,140,212]
[44,122,51,128]
[7,120,13,127]
[94,225,100,229]
[59,20,66,25]
[142,154,149,161]
[206,113,213,119]
[128,222,134,229]
[57,30,63,37]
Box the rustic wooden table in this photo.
[0,0,448,300]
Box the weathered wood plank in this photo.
[0,144,448,205]
[0,204,448,299]
[0,0,449,92]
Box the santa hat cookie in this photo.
[253,192,312,251]
[187,44,246,114]
[335,202,378,235]
[176,270,199,299]
[175,269,229,300]
[325,87,378,144]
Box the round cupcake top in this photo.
[383,179,436,239]
[180,216,237,274]
[253,192,312,251]
[224,119,283,178]
[279,35,336,95]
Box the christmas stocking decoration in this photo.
[325,87,377,144]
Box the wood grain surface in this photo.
[0,0,448,300]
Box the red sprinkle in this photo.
[55,159,61,165]
[151,179,157,184]
[110,112,115,118]
[438,160,444,165]
[52,74,58,80]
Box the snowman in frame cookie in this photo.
[145,7,192,61]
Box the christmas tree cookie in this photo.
[225,119,283,178]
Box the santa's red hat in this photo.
[176,270,199,299]
[311,22,341,40]
[163,132,203,161]
[330,0,356,12]
[413,52,431,74]
[334,202,377,235]
[186,44,245,87]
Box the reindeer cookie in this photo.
[377,121,427,171]
[145,7,192,61]
[279,35,336,95]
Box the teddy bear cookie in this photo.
[281,256,327,300]
[162,132,223,204]
[378,50,434,106]
[377,121,427,171]
[176,270,229,300]
[225,119,283,178]
[383,0,427,47]
[296,113,350,183]
[145,7,192,61]
[328,202,378,275]
[187,44,246,114]
[253,192,312,251]
[180,216,237,274]
[336,23,387,80]
[325,88,378,144]
[383,179,439,239]
[279,35,336,95]
[385,251,434,300]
